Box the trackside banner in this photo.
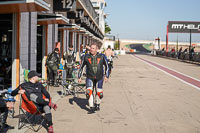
[168,21,200,33]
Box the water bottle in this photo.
[59,64,64,70]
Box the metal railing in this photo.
[155,50,200,63]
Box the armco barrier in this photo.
[115,50,126,55]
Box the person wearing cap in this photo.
[11,70,57,133]
[46,48,60,87]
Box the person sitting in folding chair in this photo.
[11,70,57,133]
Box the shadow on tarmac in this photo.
[2,126,15,133]
[69,97,90,112]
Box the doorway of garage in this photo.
[0,14,13,89]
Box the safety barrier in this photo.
[154,50,200,63]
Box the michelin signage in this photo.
[168,21,200,33]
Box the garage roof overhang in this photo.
[58,24,80,31]
[0,0,50,14]
[37,13,69,25]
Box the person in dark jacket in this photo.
[11,71,57,133]
[189,46,195,61]
[78,43,109,114]
[178,47,182,59]
[63,46,75,79]
[46,48,60,87]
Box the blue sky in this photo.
[105,0,200,42]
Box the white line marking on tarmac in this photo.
[132,55,200,90]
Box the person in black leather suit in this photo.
[78,43,109,114]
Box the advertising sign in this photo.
[168,21,200,33]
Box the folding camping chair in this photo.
[71,64,86,94]
[60,70,75,96]
[60,64,86,97]
[18,90,46,132]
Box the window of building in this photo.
[92,2,98,7]
[100,3,104,9]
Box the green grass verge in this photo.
[143,44,152,51]
[125,45,131,49]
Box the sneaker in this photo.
[53,84,59,87]
[48,126,54,133]
[95,104,100,111]
[49,103,58,111]
[48,80,53,86]
[4,124,14,129]
[88,107,96,114]
[68,84,72,89]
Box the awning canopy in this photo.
[37,13,69,25]
[58,24,80,31]
[86,31,94,37]
[0,0,49,14]
[70,27,87,33]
